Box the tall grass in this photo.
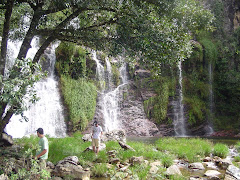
[155,137,213,162]
[60,76,97,131]
[213,143,229,158]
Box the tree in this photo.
[0,0,214,134]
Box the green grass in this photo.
[60,76,97,131]
[155,137,213,162]
[213,143,229,158]
[91,163,108,177]
[15,136,233,179]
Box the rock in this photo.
[82,134,92,142]
[202,162,218,170]
[149,160,162,174]
[129,156,144,165]
[221,159,233,169]
[47,161,55,169]
[109,158,120,164]
[188,162,205,171]
[118,141,135,151]
[134,69,151,78]
[0,174,9,180]
[63,156,79,164]
[52,160,90,179]
[51,177,63,180]
[119,165,129,172]
[225,165,240,180]
[111,172,128,179]
[203,157,212,162]
[204,170,221,179]
[0,133,14,146]
[166,165,182,176]
[83,143,106,153]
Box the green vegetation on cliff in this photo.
[143,76,176,124]
[60,76,97,131]
[55,42,98,132]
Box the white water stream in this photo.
[92,51,128,132]
[206,62,214,135]
[173,60,187,136]
[5,39,67,138]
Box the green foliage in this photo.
[182,37,217,126]
[213,27,240,130]
[184,96,207,125]
[1,145,50,180]
[111,64,120,86]
[199,38,217,63]
[211,0,224,35]
[129,164,151,180]
[56,42,88,79]
[155,137,213,163]
[143,76,175,124]
[0,58,46,121]
[213,143,229,158]
[92,163,108,177]
[60,76,97,131]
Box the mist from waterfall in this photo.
[92,51,128,132]
[5,39,67,138]
[173,60,187,136]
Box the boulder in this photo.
[0,174,9,180]
[188,162,205,171]
[129,156,144,165]
[118,141,135,151]
[202,162,218,170]
[166,165,182,176]
[0,133,14,146]
[47,161,55,169]
[52,157,90,179]
[83,143,106,152]
[109,158,120,164]
[224,165,240,180]
[204,170,221,179]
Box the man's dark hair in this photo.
[36,128,44,135]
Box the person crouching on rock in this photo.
[91,121,103,155]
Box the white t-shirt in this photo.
[92,125,103,139]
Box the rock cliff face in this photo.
[118,81,160,137]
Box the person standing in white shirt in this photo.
[91,121,103,155]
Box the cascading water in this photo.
[92,51,128,132]
[5,39,67,138]
[206,62,214,135]
[173,60,187,136]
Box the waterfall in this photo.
[206,62,214,135]
[173,60,187,136]
[5,39,67,138]
[92,51,128,132]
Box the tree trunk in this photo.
[0,0,14,76]
[17,11,42,60]
[0,109,14,134]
